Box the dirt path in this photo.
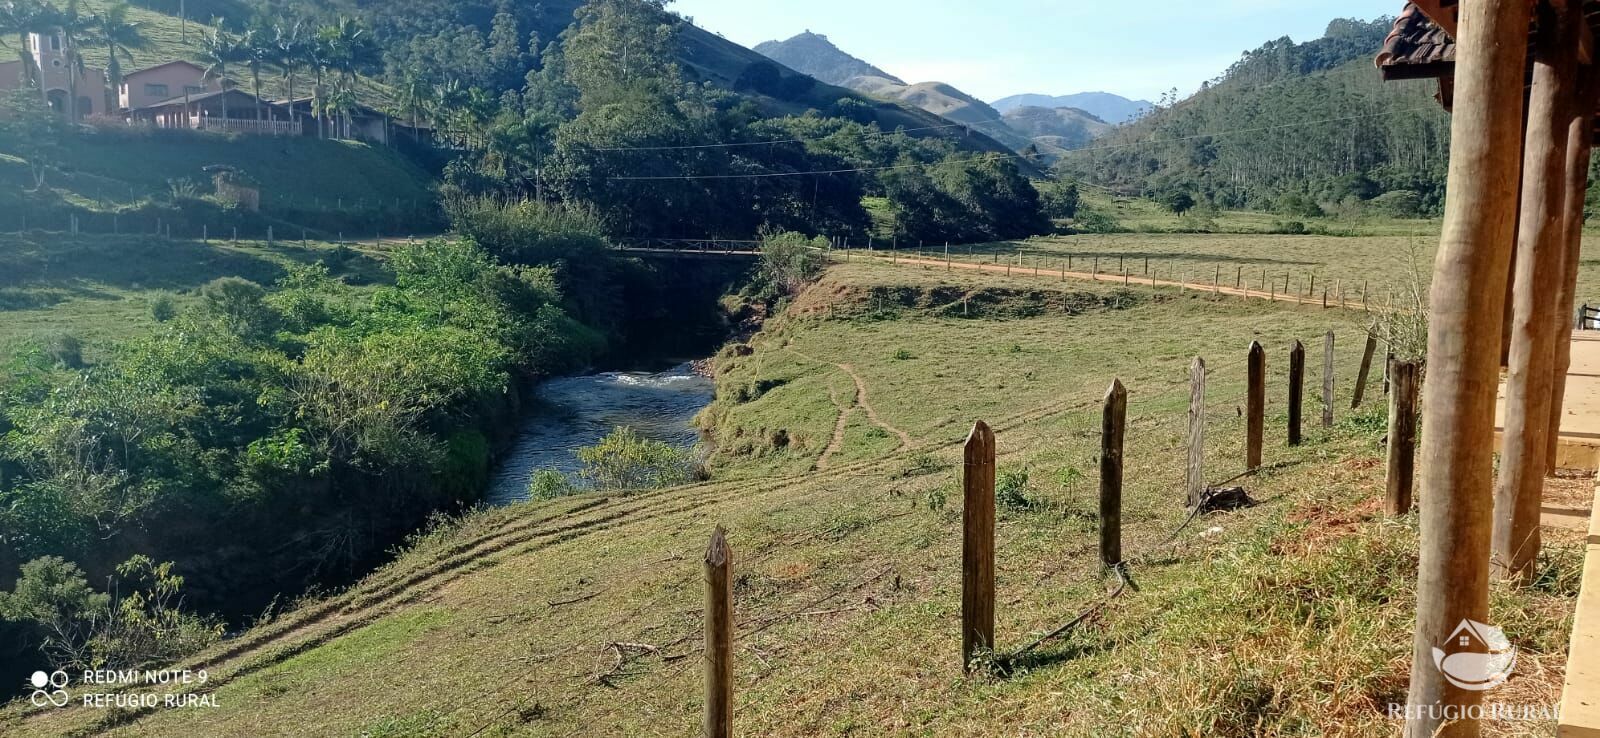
[841,251,1379,311]
[840,362,913,448]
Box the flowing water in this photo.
[485,363,715,506]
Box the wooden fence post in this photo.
[1236,265,1243,289]
[1352,333,1378,408]
[1187,357,1207,507]
[1288,341,1305,446]
[704,527,733,738]
[962,421,996,671]
[1101,381,1125,568]
[1322,331,1335,428]
[1247,342,1265,471]
[1386,360,1420,516]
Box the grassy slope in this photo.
[2,257,1580,737]
[0,132,437,214]
[0,232,388,364]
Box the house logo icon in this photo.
[1431,620,1517,692]
[29,670,69,708]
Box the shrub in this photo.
[41,331,83,368]
[577,427,695,491]
[759,230,830,296]
[149,295,177,323]
[1368,190,1423,219]
[1073,207,1123,234]
[997,467,1033,510]
[528,469,576,500]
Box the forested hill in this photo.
[1059,17,1453,217]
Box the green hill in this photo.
[1002,105,1113,151]
[1058,17,1450,216]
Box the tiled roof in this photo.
[1375,4,1455,80]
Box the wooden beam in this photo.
[1494,0,1582,584]
[1550,65,1597,468]
[1404,0,1531,734]
[1410,0,1459,38]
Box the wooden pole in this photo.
[704,527,733,738]
[1548,67,1596,469]
[1352,333,1378,409]
[1100,381,1125,568]
[962,421,995,671]
[1494,0,1580,584]
[1247,342,1265,471]
[1288,341,1305,446]
[1405,0,1530,731]
[1187,357,1206,507]
[1322,331,1335,428]
[1387,359,1420,516]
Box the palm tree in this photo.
[196,22,239,121]
[60,0,102,121]
[273,20,306,128]
[394,70,429,140]
[90,3,148,115]
[239,24,272,120]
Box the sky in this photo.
[671,0,1403,103]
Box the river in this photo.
[484,363,716,505]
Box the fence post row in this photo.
[1247,342,1266,472]
[962,421,996,672]
[1386,360,1421,516]
[704,527,733,738]
[1187,357,1207,508]
[1288,340,1305,446]
[1101,381,1126,568]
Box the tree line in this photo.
[1059,18,1454,218]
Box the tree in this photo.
[196,22,240,119]
[89,3,147,116]
[240,23,273,120]
[50,0,94,120]
[273,20,307,127]
[1037,179,1080,219]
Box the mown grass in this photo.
[7,257,1579,737]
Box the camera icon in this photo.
[29,670,69,708]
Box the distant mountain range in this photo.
[754,31,1130,156]
[990,93,1153,124]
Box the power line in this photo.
[589,121,971,152]
[604,105,1442,182]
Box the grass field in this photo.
[3,257,1580,737]
[0,232,389,364]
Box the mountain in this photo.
[1001,106,1112,151]
[753,31,905,87]
[753,31,1061,154]
[1058,17,1448,214]
[991,92,1153,124]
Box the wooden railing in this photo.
[190,116,299,136]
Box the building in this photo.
[128,88,297,136]
[0,32,108,119]
[119,60,220,112]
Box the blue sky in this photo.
[671,0,1404,102]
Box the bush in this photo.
[577,427,696,491]
[1368,190,1423,219]
[1073,207,1123,234]
[41,331,83,368]
[997,467,1033,510]
[149,295,177,323]
[528,469,576,500]
[759,230,830,296]
[1037,179,1081,219]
